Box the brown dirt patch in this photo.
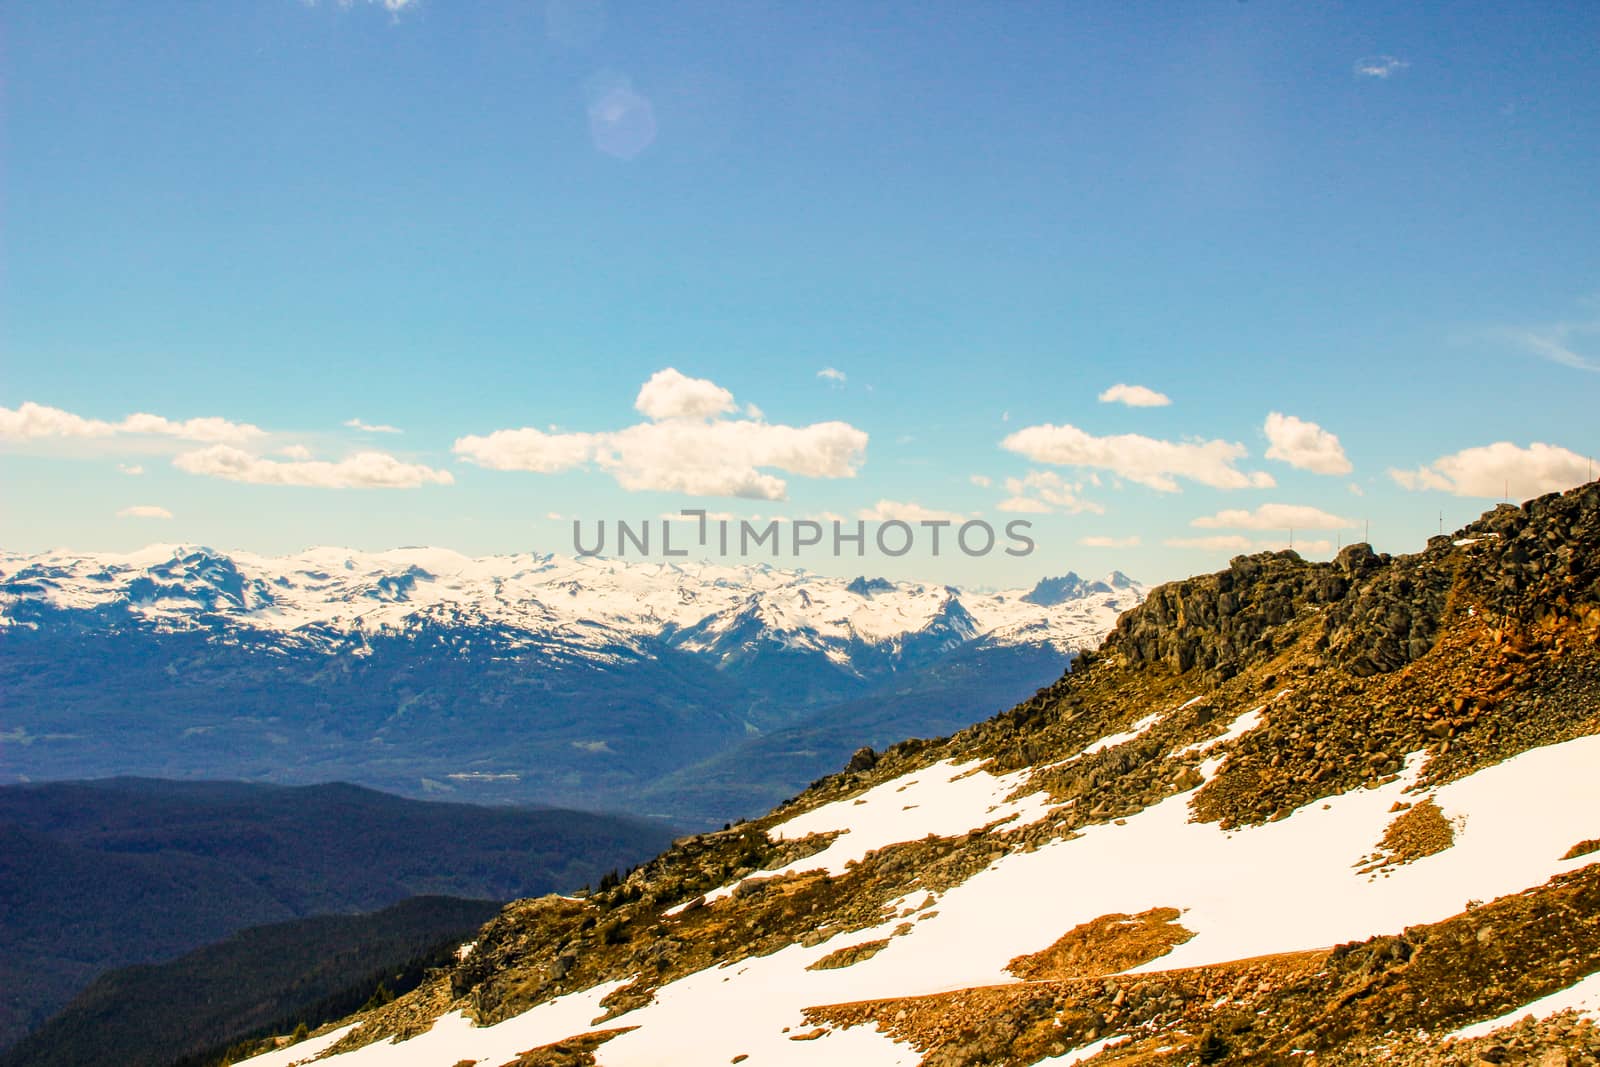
[1005,907,1195,981]
[808,938,891,971]
[495,1026,636,1066]
[1357,796,1458,874]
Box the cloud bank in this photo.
[175,446,454,489]
[454,368,868,500]
[1001,423,1274,492]
[1192,503,1355,531]
[1390,442,1592,499]
[0,402,264,444]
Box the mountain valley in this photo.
[0,551,1141,824]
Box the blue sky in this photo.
[3,0,1598,586]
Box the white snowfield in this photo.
[250,732,1600,1067]
[0,546,1143,660]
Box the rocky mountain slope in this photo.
[0,551,1140,823]
[233,481,1600,1066]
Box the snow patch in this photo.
[238,1025,358,1067]
[1448,968,1600,1041]
[256,981,628,1066]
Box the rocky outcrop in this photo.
[1101,482,1600,685]
[1102,548,1349,678]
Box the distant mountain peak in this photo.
[844,576,895,596]
[1021,571,1097,606]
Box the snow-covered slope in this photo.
[230,484,1600,1066]
[260,737,1600,1067]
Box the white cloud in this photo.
[1165,535,1255,552]
[546,512,564,520]
[1355,55,1408,78]
[345,418,402,434]
[174,445,454,489]
[116,504,173,520]
[453,428,596,475]
[1269,537,1334,554]
[118,464,145,476]
[0,401,263,444]
[661,509,737,522]
[817,367,847,385]
[1348,483,1364,496]
[1191,503,1355,531]
[857,500,967,524]
[998,470,1104,515]
[1263,412,1352,475]
[633,367,736,421]
[0,402,113,439]
[1165,533,1336,555]
[1001,423,1274,492]
[456,370,868,500]
[1098,383,1171,408]
[279,444,315,460]
[1079,535,1140,548]
[1390,442,1592,499]
[118,413,264,443]
[969,474,992,488]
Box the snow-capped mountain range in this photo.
[0,545,1141,662]
[0,546,1143,823]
